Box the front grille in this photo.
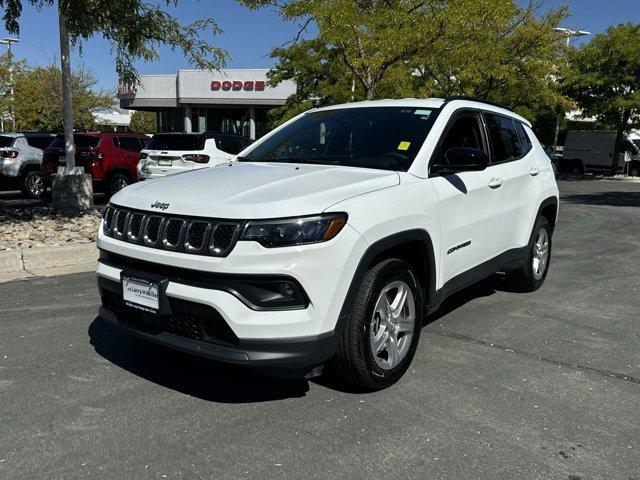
[102,205,242,257]
[127,213,144,241]
[167,312,203,341]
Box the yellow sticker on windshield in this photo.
[398,141,411,151]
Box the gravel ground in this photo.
[0,205,102,250]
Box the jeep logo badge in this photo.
[151,201,170,211]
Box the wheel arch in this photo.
[537,196,559,233]
[18,160,42,177]
[336,229,436,334]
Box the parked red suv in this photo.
[42,132,149,198]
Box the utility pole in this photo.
[0,37,19,131]
[553,27,591,156]
[52,0,93,210]
[58,3,76,170]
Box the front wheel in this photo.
[505,215,552,292]
[21,170,45,199]
[331,259,423,390]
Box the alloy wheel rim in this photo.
[28,173,44,197]
[369,280,416,371]
[532,228,549,280]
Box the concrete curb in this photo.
[0,243,98,283]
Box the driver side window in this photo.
[439,114,485,165]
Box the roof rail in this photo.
[443,95,509,110]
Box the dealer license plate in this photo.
[158,158,172,166]
[122,276,160,313]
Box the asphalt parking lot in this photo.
[0,179,639,479]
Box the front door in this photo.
[430,111,505,286]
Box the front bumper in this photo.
[97,303,336,375]
[96,222,367,372]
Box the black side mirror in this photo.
[432,147,489,174]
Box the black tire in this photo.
[630,164,640,177]
[505,215,552,292]
[20,169,45,199]
[572,159,584,176]
[106,172,130,199]
[331,258,423,391]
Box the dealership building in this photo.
[117,69,296,139]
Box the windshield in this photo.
[241,107,438,171]
[0,136,15,148]
[147,134,205,151]
[50,135,100,149]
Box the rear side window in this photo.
[27,136,54,150]
[0,136,15,148]
[514,121,532,151]
[484,113,525,163]
[147,134,204,151]
[116,136,144,152]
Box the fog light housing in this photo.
[228,278,309,310]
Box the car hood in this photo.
[111,162,400,218]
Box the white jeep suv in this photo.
[97,98,559,390]
[137,132,250,180]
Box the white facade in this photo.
[118,69,296,139]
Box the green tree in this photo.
[243,0,448,102]
[246,0,569,126]
[563,23,640,162]
[0,52,26,129]
[0,1,228,85]
[129,110,157,134]
[412,0,570,121]
[13,63,113,131]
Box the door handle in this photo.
[529,167,540,176]
[488,177,503,189]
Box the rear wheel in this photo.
[505,215,552,292]
[331,259,423,390]
[21,170,45,199]
[572,159,584,175]
[106,172,130,199]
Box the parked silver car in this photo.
[0,132,56,198]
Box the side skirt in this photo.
[426,247,528,315]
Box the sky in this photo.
[1,0,639,92]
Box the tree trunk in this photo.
[612,109,631,171]
[58,2,76,170]
[365,87,375,100]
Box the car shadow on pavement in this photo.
[88,317,310,403]
[561,191,640,207]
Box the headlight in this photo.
[240,213,347,247]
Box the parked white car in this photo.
[98,97,559,390]
[137,132,251,180]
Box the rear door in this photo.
[430,110,505,285]
[481,112,537,252]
